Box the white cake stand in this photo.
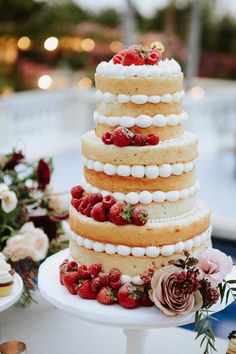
[38,249,235,354]
[0,273,23,312]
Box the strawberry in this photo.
[88,193,103,205]
[91,202,107,222]
[146,134,160,145]
[132,134,146,146]
[146,49,162,65]
[63,272,79,295]
[109,202,132,226]
[59,263,68,285]
[117,283,140,309]
[122,50,145,66]
[102,131,113,145]
[97,286,117,305]
[102,195,116,209]
[71,198,82,210]
[77,279,97,299]
[71,185,84,199]
[91,277,102,293]
[67,261,78,272]
[112,127,133,147]
[99,272,110,285]
[88,264,102,278]
[131,206,148,226]
[77,265,91,279]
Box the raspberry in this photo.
[112,127,133,147]
[88,264,102,278]
[99,272,110,285]
[102,195,116,209]
[122,50,145,66]
[146,134,160,145]
[71,198,82,210]
[67,261,78,272]
[113,54,123,64]
[146,49,162,65]
[77,265,91,279]
[91,202,107,222]
[109,268,122,290]
[132,134,146,146]
[88,193,103,205]
[102,131,113,145]
[71,185,84,199]
[91,277,102,293]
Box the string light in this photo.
[44,37,59,51]
[110,41,123,53]
[17,36,31,50]
[38,75,52,89]
[81,38,95,52]
[78,77,92,90]
[189,86,205,100]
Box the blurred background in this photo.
[0,0,236,338]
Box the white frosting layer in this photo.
[83,156,195,179]
[0,270,12,284]
[93,111,188,128]
[68,224,211,259]
[81,180,200,205]
[96,59,182,78]
[96,90,185,105]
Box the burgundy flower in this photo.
[3,150,24,170]
[37,159,51,190]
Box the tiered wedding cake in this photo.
[68,44,211,289]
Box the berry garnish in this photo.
[91,202,107,222]
[71,185,84,199]
[146,134,160,145]
[109,202,132,226]
[131,206,148,226]
[112,127,133,147]
[67,261,78,272]
[122,49,145,66]
[88,264,102,278]
[63,272,79,295]
[102,195,116,209]
[77,279,97,299]
[113,54,123,64]
[78,196,93,216]
[91,277,102,293]
[88,193,103,205]
[97,286,117,305]
[71,198,82,210]
[132,134,146,146]
[99,272,110,285]
[59,263,68,285]
[102,131,114,145]
[77,265,91,280]
[117,283,140,309]
[146,49,162,65]
[109,269,122,290]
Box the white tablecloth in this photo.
[0,292,228,354]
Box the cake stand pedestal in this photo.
[0,273,23,312]
[38,249,235,354]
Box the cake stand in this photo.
[38,249,235,354]
[0,273,23,312]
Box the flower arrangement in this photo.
[0,149,68,306]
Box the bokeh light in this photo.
[81,38,95,52]
[189,86,205,100]
[44,37,59,51]
[17,36,31,50]
[38,75,52,89]
[78,77,92,90]
[110,41,123,53]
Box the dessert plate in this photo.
[0,273,23,312]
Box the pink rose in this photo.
[151,265,203,316]
[3,222,49,262]
[196,248,233,286]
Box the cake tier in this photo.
[69,200,210,247]
[95,73,183,96]
[82,130,198,165]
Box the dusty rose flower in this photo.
[196,248,233,287]
[151,265,203,316]
[3,222,49,262]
